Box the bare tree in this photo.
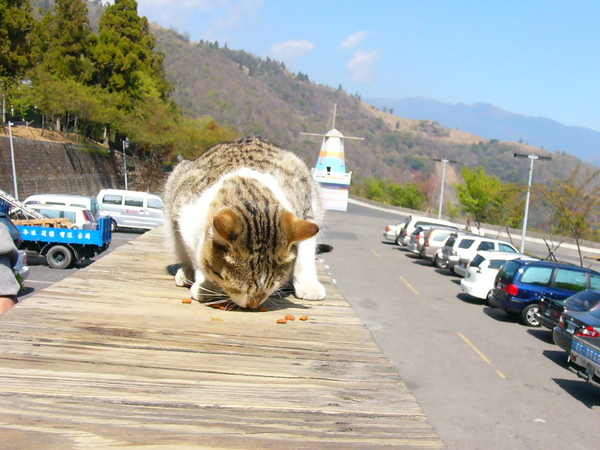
[536,164,600,266]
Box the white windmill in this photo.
[301,104,364,211]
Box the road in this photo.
[16,207,600,448]
[320,201,599,449]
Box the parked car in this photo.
[568,333,600,389]
[537,289,600,331]
[489,260,600,327]
[553,307,600,357]
[407,225,433,255]
[23,194,100,219]
[97,189,164,231]
[460,251,537,303]
[383,218,409,243]
[0,212,29,281]
[384,215,461,246]
[25,204,97,230]
[421,227,469,268]
[441,233,518,274]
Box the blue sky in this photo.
[136,0,600,132]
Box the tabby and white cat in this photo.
[163,137,326,308]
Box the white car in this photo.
[383,215,461,246]
[460,251,538,302]
[441,234,518,274]
[26,204,97,230]
[383,219,410,243]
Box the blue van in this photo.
[489,259,600,327]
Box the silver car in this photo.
[420,226,465,267]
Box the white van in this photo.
[97,189,164,231]
[24,194,100,219]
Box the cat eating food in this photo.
[164,137,326,308]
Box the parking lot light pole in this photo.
[123,138,129,190]
[8,121,19,200]
[514,153,552,253]
[434,158,457,219]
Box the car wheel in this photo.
[46,245,73,269]
[395,235,402,245]
[484,290,493,306]
[519,303,541,327]
[434,254,448,269]
[110,219,118,232]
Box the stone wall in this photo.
[0,136,122,200]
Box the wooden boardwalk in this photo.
[0,228,444,448]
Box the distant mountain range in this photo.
[365,97,600,166]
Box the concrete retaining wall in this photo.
[0,136,122,200]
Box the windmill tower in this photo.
[301,104,364,211]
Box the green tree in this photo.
[0,0,35,79]
[455,166,518,231]
[92,0,171,109]
[36,0,94,82]
[536,165,600,266]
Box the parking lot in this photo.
[321,201,600,449]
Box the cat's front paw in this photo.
[190,281,203,300]
[294,279,326,300]
[175,268,192,287]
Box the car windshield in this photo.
[489,259,508,270]
[565,290,600,310]
[471,254,485,268]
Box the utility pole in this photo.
[514,153,552,253]
[434,158,457,219]
[123,138,129,190]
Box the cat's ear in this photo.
[283,211,319,244]
[213,209,242,244]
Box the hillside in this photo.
[367,97,600,166]
[152,27,594,195]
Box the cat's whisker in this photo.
[204,298,230,305]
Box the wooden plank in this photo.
[0,227,444,448]
[13,218,74,228]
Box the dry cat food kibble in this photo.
[285,315,295,321]
[212,317,223,322]
[259,307,269,312]
[182,298,192,304]
[299,315,309,321]
[276,319,287,324]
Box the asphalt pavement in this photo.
[320,200,599,449]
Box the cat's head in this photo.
[201,208,319,308]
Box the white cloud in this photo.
[268,40,315,61]
[340,31,370,50]
[347,49,382,84]
[136,0,263,41]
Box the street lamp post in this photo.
[514,153,552,253]
[8,121,19,200]
[434,158,457,219]
[122,138,129,190]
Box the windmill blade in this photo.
[300,132,327,137]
